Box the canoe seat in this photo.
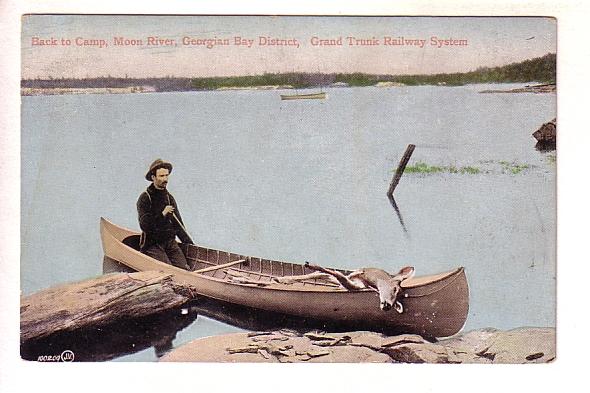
[124,235,191,260]
[122,235,141,251]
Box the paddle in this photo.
[171,212,195,244]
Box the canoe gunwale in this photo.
[402,269,465,298]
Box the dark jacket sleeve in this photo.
[170,194,194,245]
[137,192,166,234]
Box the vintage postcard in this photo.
[19,14,557,367]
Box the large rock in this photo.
[161,331,391,363]
[475,327,555,363]
[382,342,460,363]
[440,327,555,363]
[436,328,501,363]
[532,118,557,143]
[160,327,555,364]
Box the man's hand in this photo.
[162,205,175,217]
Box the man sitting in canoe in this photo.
[137,159,194,270]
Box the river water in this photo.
[21,84,556,361]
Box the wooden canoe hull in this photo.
[100,218,469,337]
[280,92,326,100]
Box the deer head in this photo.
[377,266,415,313]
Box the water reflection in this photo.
[189,296,417,337]
[535,141,556,152]
[388,194,409,235]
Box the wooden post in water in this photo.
[387,144,415,198]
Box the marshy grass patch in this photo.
[460,166,482,174]
[500,161,530,174]
[400,160,536,176]
[404,162,445,174]
[403,162,481,175]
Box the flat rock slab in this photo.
[161,331,392,363]
[161,327,556,364]
[21,271,194,343]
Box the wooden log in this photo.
[20,271,194,343]
[387,144,416,198]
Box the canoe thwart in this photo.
[193,259,248,274]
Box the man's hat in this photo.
[145,159,173,181]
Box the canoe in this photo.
[280,92,326,100]
[100,217,469,337]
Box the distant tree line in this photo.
[381,53,556,86]
[193,52,556,88]
[21,77,194,91]
[22,53,555,91]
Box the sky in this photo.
[21,15,556,79]
[22,15,556,79]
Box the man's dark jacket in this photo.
[137,184,193,251]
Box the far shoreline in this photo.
[20,52,556,96]
[21,81,556,96]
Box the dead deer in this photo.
[272,262,415,313]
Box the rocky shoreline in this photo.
[22,82,556,96]
[216,85,293,91]
[480,83,556,94]
[161,326,555,364]
[21,86,159,96]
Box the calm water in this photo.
[21,84,556,361]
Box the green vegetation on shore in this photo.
[383,53,555,86]
[191,73,307,90]
[189,53,556,89]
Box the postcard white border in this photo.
[2,1,588,392]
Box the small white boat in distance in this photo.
[280,92,326,100]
